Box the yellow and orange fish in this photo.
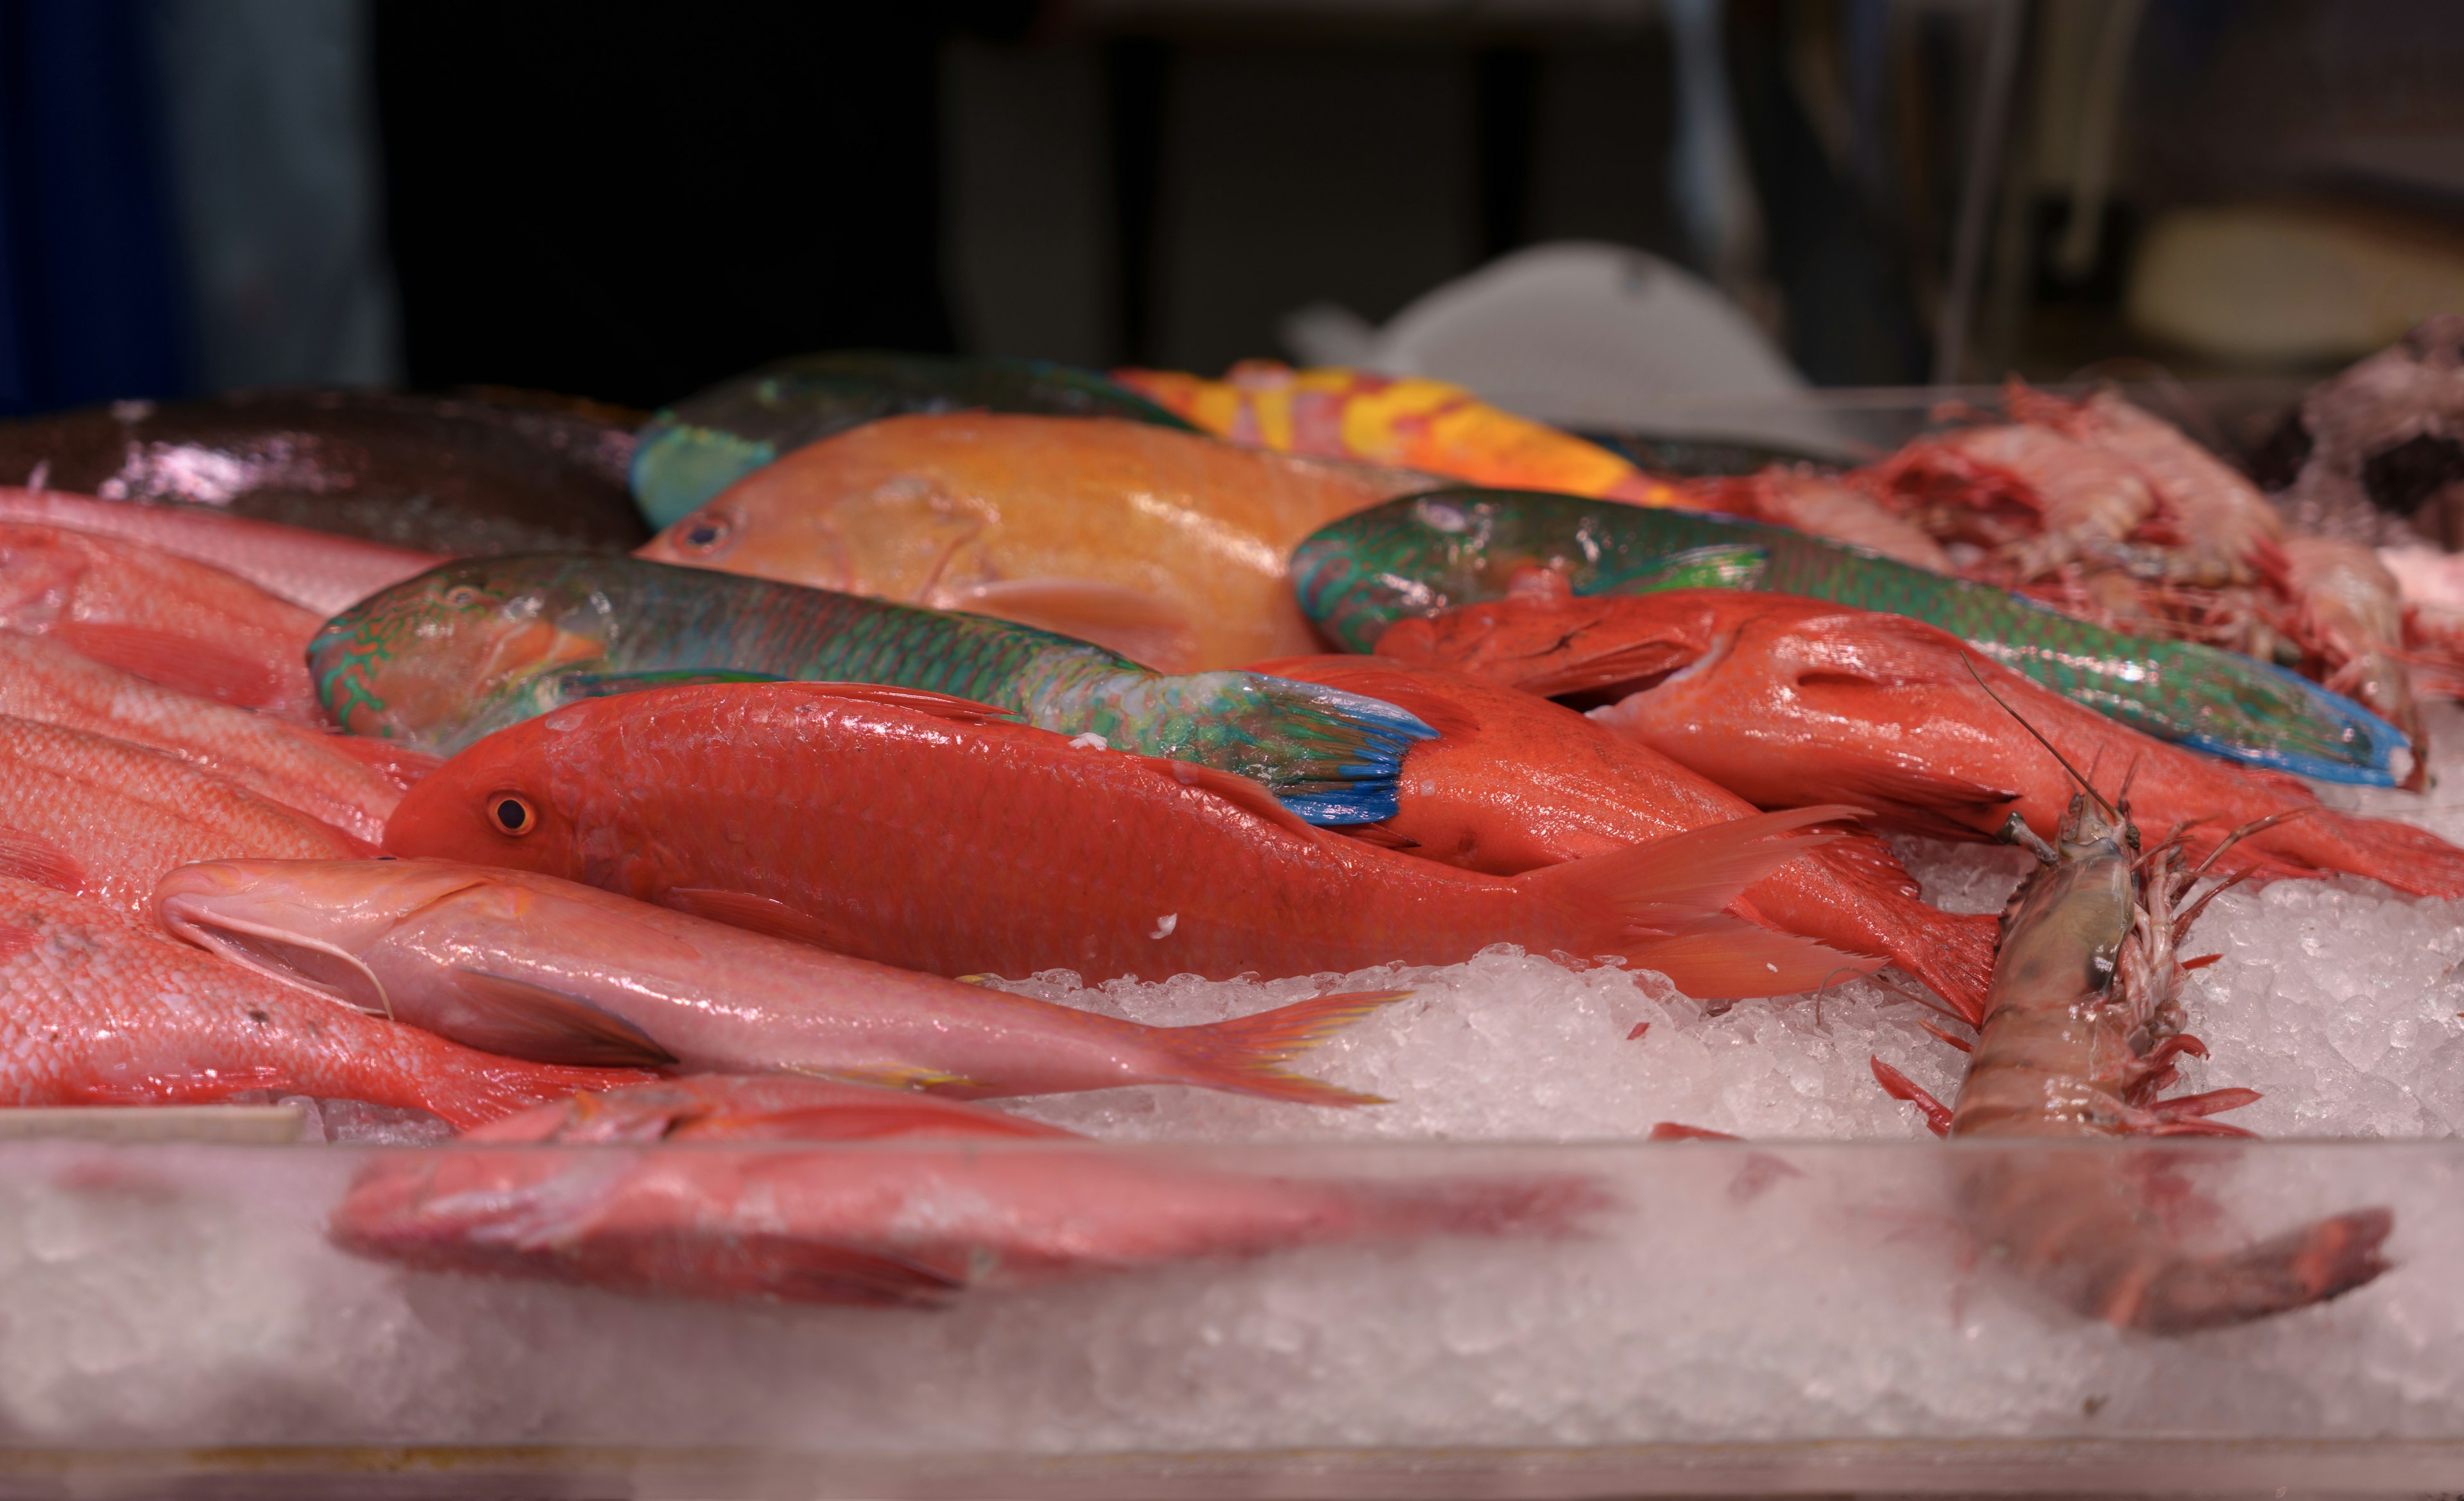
[1114,361,1684,506]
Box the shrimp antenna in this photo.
[1960,653,2119,822]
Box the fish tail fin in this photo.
[2272,806,2464,899]
[1158,988,1405,1106]
[2169,651,2409,787]
[1518,806,1887,998]
[1879,905,1998,1026]
[1104,671,1439,826]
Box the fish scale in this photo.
[1293,490,2408,785]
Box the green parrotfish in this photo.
[1291,490,2408,787]
[310,555,1433,824]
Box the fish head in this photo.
[152,857,497,1014]
[309,557,615,750]
[381,713,595,883]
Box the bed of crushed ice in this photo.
[2,707,2461,1466]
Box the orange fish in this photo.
[1251,656,1989,1018]
[1378,585,2464,896]
[0,520,323,719]
[633,413,1428,672]
[330,1074,1596,1306]
[383,681,1871,998]
[1115,361,1682,505]
[0,875,644,1124]
[0,487,442,615]
[0,633,429,843]
[0,714,363,924]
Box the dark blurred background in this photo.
[1,0,2460,418]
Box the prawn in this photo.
[1872,694,2392,1332]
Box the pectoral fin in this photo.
[445,968,680,1068]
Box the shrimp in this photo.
[1876,421,2154,582]
[2282,536,2424,786]
[1873,755,2392,1332]
[1706,465,1956,573]
[2005,383,2285,587]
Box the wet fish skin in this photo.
[381,681,1868,999]
[633,411,1430,673]
[312,553,1436,825]
[1389,587,2464,898]
[0,875,646,1126]
[0,633,424,844]
[155,857,1396,1104]
[0,388,647,554]
[0,714,363,925]
[330,1074,1600,1306]
[0,520,324,720]
[1253,655,1994,1020]
[631,351,1199,527]
[0,487,443,615]
[1296,488,2409,787]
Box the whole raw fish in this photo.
[0,387,647,554]
[1871,794,2389,1333]
[631,412,1430,672]
[631,352,1199,527]
[0,875,646,1125]
[1295,489,2408,786]
[1380,585,2464,896]
[0,520,323,719]
[1251,655,1991,1018]
[330,1074,1597,1306]
[382,682,1870,998]
[157,857,1396,1103]
[0,715,363,923]
[0,487,442,614]
[314,555,1434,824]
[0,634,427,843]
[1115,361,1681,505]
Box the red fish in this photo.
[330,1074,1598,1306]
[0,520,322,719]
[0,633,428,843]
[0,875,644,1125]
[1249,656,1991,1018]
[382,682,1869,998]
[0,714,364,925]
[1378,585,2464,896]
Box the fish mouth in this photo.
[155,863,495,1020]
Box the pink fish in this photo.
[0,487,442,615]
[0,520,323,719]
[156,857,1396,1102]
[0,875,646,1124]
[330,1074,1599,1305]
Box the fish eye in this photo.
[443,585,484,608]
[676,513,732,554]
[487,793,538,836]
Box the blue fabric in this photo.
[0,0,188,414]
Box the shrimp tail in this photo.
[2123,1206,2396,1335]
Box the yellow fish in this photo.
[1114,361,1684,506]
[634,413,1430,672]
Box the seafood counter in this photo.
[0,339,2461,1493]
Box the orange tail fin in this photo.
[2292,808,2464,898]
[1518,805,1885,996]
[1157,988,1405,1106]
